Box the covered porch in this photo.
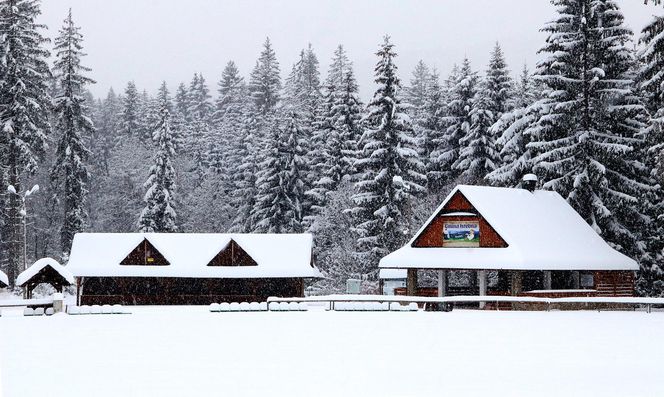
[381,267,635,309]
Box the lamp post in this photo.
[7,184,39,271]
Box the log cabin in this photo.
[379,178,639,302]
[66,233,321,305]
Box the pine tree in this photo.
[335,67,364,176]
[406,60,431,125]
[137,89,155,142]
[0,0,52,285]
[284,44,321,115]
[436,58,478,180]
[486,64,540,187]
[453,83,501,182]
[349,37,426,275]
[485,42,513,117]
[249,37,281,115]
[306,47,363,227]
[50,9,95,256]
[91,88,120,175]
[174,82,189,120]
[422,69,447,190]
[185,73,213,182]
[138,82,178,233]
[230,113,260,233]
[213,61,246,127]
[637,14,664,296]
[120,81,140,138]
[209,61,247,176]
[253,113,307,233]
[525,0,652,260]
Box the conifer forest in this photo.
[1,0,664,297]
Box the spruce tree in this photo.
[307,48,363,227]
[422,69,447,190]
[229,113,260,233]
[435,58,478,181]
[50,9,95,256]
[454,83,501,183]
[253,113,307,233]
[406,60,431,126]
[486,64,539,187]
[525,0,651,259]
[0,0,52,285]
[249,37,281,115]
[485,42,513,117]
[174,82,189,120]
[120,81,140,138]
[138,82,178,233]
[349,37,426,275]
[637,14,664,296]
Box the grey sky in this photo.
[38,0,660,100]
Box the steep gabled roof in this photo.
[16,257,75,287]
[380,185,638,271]
[66,233,321,278]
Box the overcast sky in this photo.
[38,0,660,100]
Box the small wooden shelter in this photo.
[379,183,638,300]
[66,233,321,305]
[16,258,75,299]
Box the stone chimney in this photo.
[521,174,538,192]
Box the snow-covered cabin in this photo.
[66,233,321,305]
[379,183,638,299]
[16,258,75,298]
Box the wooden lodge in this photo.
[66,233,321,305]
[379,179,638,302]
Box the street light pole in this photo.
[7,184,39,272]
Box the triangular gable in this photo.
[207,239,258,267]
[411,190,508,248]
[120,238,170,266]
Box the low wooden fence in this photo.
[267,294,664,313]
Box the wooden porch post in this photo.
[544,271,552,290]
[510,271,523,296]
[76,277,81,306]
[478,270,487,309]
[406,269,418,296]
[572,271,580,289]
[437,270,447,297]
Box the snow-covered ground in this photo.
[1,307,662,397]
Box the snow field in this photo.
[1,309,663,397]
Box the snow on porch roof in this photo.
[16,257,75,287]
[380,185,638,271]
[66,233,321,279]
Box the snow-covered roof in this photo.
[380,185,638,271]
[0,269,8,287]
[16,257,75,287]
[66,233,321,279]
